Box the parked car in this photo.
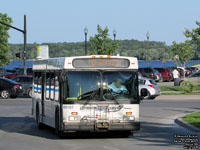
[138,68,161,82]
[0,67,7,77]
[189,66,200,73]
[139,77,161,100]
[4,68,33,79]
[154,67,173,82]
[174,71,200,86]
[12,75,33,97]
[0,77,23,99]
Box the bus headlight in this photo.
[68,115,81,121]
[123,115,135,121]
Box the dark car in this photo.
[154,67,173,82]
[0,77,23,99]
[0,67,7,77]
[12,75,33,97]
[4,68,33,79]
[138,68,161,82]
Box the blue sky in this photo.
[0,0,199,45]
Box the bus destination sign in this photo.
[73,58,130,68]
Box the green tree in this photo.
[89,24,118,55]
[0,13,12,66]
[184,21,200,58]
[171,40,195,78]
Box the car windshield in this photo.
[149,79,157,85]
[156,68,164,72]
[102,71,138,102]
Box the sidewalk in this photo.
[156,95,200,100]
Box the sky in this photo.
[0,0,200,45]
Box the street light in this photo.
[0,15,27,75]
[84,27,88,55]
[113,29,117,41]
[146,32,150,67]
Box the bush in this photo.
[180,80,199,93]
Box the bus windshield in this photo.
[103,71,138,103]
[65,71,101,102]
[64,71,138,104]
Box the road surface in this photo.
[0,98,199,150]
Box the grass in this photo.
[182,112,200,129]
[160,85,200,95]
[160,86,189,91]
[161,92,200,95]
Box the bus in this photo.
[32,55,146,136]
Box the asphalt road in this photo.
[0,98,199,150]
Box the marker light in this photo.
[71,112,78,115]
[126,112,132,115]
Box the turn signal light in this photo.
[126,112,132,115]
[14,85,19,89]
[71,112,78,115]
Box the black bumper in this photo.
[63,122,140,132]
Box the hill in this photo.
[8,39,172,60]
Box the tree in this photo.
[171,40,195,78]
[184,21,200,58]
[0,13,12,66]
[89,24,118,55]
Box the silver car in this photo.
[174,71,200,86]
[139,77,161,100]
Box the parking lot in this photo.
[0,97,199,150]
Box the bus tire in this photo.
[36,104,44,129]
[55,110,63,137]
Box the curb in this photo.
[175,117,200,132]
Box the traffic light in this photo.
[15,53,21,58]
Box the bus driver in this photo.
[108,79,128,95]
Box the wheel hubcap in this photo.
[1,91,8,98]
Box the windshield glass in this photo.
[102,71,138,103]
[65,71,100,102]
[64,71,139,104]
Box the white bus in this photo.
[32,55,147,136]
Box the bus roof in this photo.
[33,55,138,70]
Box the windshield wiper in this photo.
[77,89,100,100]
[103,89,120,105]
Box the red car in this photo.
[4,68,32,79]
[154,68,173,82]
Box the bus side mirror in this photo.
[141,88,148,97]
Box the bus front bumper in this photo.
[62,122,140,132]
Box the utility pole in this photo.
[0,15,27,75]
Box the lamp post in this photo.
[113,29,117,55]
[113,29,116,41]
[84,27,88,55]
[0,15,27,75]
[146,32,150,67]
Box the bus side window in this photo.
[50,73,55,100]
[46,72,50,100]
[55,75,59,101]
[34,72,38,92]
[38,72,42,93]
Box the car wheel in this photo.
[1,90,10,99]
[27,88,32,98]
[149,96,156,100]
[144,91,151,99]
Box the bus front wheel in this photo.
[36,105,44,129]
[55,110,63,137]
